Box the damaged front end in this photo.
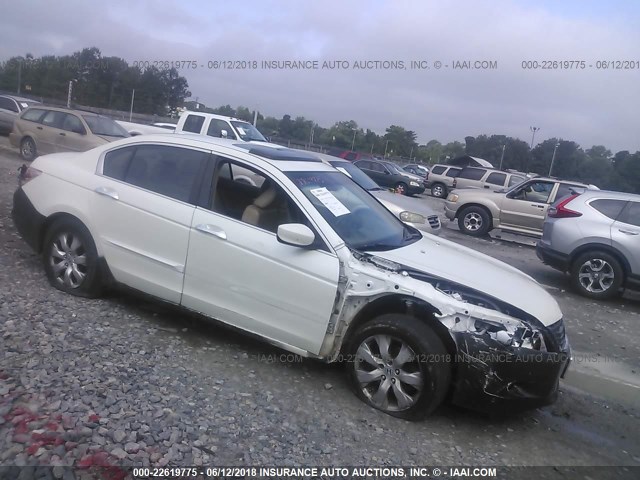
[408,270,571,413]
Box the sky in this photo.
[1,0,639,152]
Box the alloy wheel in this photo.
[354,334,423,412]
[463,212,483,231]
[578,258,616,293]
[49,232,87,289]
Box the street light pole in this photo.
[129,89,135,121]
[351,128,357,151]
[384,140,390,157]
[548,142,560,177]
[527,126,540,172]
[499,144,506,170]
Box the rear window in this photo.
[589,199,627,220]
[446,168,462,178]
[459,168,486,180]
[182,114,205,133]
[431,166,445,175]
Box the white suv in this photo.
[12,135,570,419]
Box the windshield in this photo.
[328,161,382,191]
[287,171,421,251]
[82,116,129,137]
[231,121,267,142]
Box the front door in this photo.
[611,200,640,275]
[500,180,556,234]
[181,157,340,355]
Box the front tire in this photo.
[20,137,37,161]
[571,251,623,300]
[395,182,408,196]
[346,314,451,420]
[458,206,491,236]
[43,218,102,298]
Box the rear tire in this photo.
[345,314,451,420]
[42,218,102,298]
[458,206,491,236]
[570,251,623,300]
[20,137,37,161]
[431,183,447,198]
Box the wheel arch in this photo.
[569,243,631,280]
[456,203,493,221]
[40,211,103,257]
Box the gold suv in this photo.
[10,106,129,160]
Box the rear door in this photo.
[611,201,640,276]
[0,97,19,131]
[483,171,507,191]
[500,180,556,233]
[182,156,340,354]
[91,144,209,302]
[38,110,67,154]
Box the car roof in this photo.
[1,95,40,103]
[109,134,332,173]
[22,105,102,117]
[578,189,640,201]
[181,111,245,122]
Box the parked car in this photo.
[537,190,640,300]
[0,95,41,134]
[424,164,462,198]
[452,166,527,192]
[116,120,172,136]
[10,106,129,160]
[315,154,441,235]
[326,148,375,162]
[403,164,429,178]
[354,159,425,196]
[12,135,569,419]
[444,177,594,237]
[175,111,273,145]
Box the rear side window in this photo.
[486,172,507,186]
[459,168,486,180]
[21,108,47,122]
[620,201,640,227]
[590,199,626,220]
[105,145,207,202]
[431,166,445,175]
[446,168,462,178]
[182,114,205,133]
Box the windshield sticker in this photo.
[335,167,352,178]
[20,102,29,108]
[236,126,246,136]
[310,187,350,217]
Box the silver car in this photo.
[0,95,40,134]
[536,190,640,299]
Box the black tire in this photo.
[395,182,409,196]
[345,314,451,420]
[20,137,37,161]
[42,218,102,298]
[570,251,624,300]
[457,206,491,236]
[431,183,447,198]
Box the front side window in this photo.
[508,175,525,187]
[210,159,306,234]
[287,171,421,251]
[182,114,205,133]
[355,160,372,170]
[512,180,555,203]
[62,114,85,134]
[103,145,207,202]
[82,116,128,137]
[207,119,236,139]
[370,162,387,173]
[486,172,507,186]
[21,108,47,122]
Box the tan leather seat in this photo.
[241,183,290,232]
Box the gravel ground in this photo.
[0,138,639,479]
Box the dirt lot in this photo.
[0,136,638,477]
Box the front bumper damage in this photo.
[449,329,570,413]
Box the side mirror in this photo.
[277,223,315,248]
[220,129,228,139]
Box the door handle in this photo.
[619,229,639,235]
[94,186,119,200]
[59,132,66,136]
[37,126,43,130]
[531,204,545,209]
[483,185,490,189]
[196,224,227,240]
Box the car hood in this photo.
[372,236,562,326]
[371,190,438,217]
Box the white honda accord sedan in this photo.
[12,135,570,419]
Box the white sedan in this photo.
[13,135,570,419]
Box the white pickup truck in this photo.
[117,111,273,146]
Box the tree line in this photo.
[0,47,190,115]
[0,48,637,193]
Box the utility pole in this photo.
[351,128,357,151]
[548,142,560,177]
[310,123,315,144]
[129,89,135,121]
[527,126,540,171]
[384,140,390,157]
[17,59,22,94]
[253,109,258,126]
[499,144,506,170]
[67,80,75,108]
